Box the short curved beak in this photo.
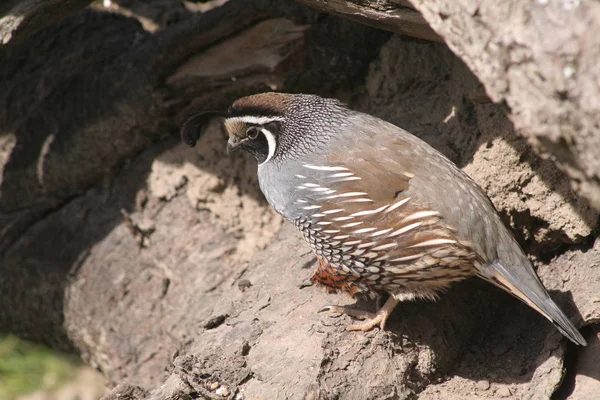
[226,137,244,154]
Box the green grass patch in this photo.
[0,334,80,400]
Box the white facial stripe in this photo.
[228,116,284,125]
[259,128,277,165]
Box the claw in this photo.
[318,297,400,332]
[319,305,375,319]
[346,314,387,331]
[318,305,336,313]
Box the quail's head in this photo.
[221,93,349,165]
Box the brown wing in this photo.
[294,138,482,298]
[295,120,586,345]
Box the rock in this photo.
[496,387,512,398]
[476,380,490,391]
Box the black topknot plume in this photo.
[180,111,228,147]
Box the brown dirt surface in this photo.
[147,120,284,264]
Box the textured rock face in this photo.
[408,0,600,210]
[1,1,598,399]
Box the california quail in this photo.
[181,93,586,346]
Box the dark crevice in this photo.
[499,207,599,264]
[0,142,161,259]
[203,314,228,330]
[537,217,599,265]
[551,325,595,399]
[0,192,80,258]
[240,342,251,357]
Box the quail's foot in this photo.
[319,297,399,331]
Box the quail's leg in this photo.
[320,296,399,331]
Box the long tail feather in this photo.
[485,261,586,346]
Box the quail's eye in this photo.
[247,127,260,139]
